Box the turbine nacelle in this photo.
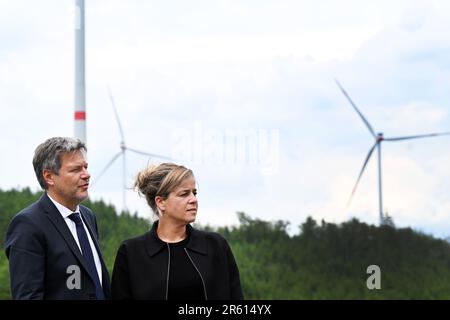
[376,133,384,142]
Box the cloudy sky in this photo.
[1,0,450,238]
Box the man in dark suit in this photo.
[4,137,110,299]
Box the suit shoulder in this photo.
[5,201,46,251]
[9,199,44,225]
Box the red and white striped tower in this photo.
[74,0,86,144]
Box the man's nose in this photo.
[82,168,90,180]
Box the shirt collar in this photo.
[47,194,80,219]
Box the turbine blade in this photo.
[335,79,377,138]
[91,151,122,186]
[126,147,174,161]
[348,141,379,206]
[107,86,126,143]
[384,132,450,142]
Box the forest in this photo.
[1,188,450,299]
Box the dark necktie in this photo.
[69,212,105,300]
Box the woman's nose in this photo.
[189,193,197,203]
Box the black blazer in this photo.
[111,221,243,300]
[4,193,111,299]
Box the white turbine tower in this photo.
[92,88,172,212]
[74,0,86,144]
[336,79,450,226]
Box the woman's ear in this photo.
[155,196,165,212]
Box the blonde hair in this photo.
[134,163,194,216]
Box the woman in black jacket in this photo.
[111,163,243,300]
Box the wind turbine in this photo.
[92,88,173,212]
[74,0,86,144]
[335,79,450,226]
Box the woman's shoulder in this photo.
[119,231,152,249]
[191,226,229,246]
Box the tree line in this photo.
[1,188,450,299]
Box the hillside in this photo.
[2,188,450,299]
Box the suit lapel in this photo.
[79,208,110,286]
[41,194,92,278]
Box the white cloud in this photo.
[1,0,450,240]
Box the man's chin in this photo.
[77,192,89,202]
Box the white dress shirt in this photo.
[48,195,103,284]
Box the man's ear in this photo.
[155,196,165,212]
[43,169,55,187]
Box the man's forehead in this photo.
[60,150,87,163]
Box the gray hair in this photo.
[33,137,87,190]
